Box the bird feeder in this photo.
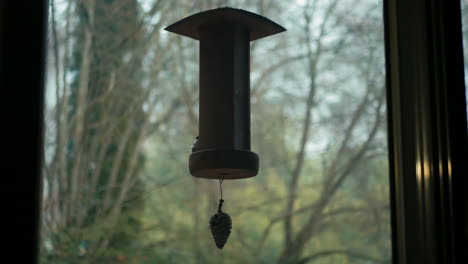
[165,7,285,180]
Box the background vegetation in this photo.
[41,0,392,263]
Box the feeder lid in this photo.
[164,7,286,41]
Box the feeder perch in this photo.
[165,7,286,180]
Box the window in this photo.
[461,0,468,116]
[41,0,391,263]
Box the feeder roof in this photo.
[164,7,286,41]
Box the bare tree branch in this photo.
[283,0,339,248]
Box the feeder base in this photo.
[189,149,259,179]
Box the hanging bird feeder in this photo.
[166,7,285,180]
[165,7,285,249]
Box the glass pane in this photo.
[41,0,391,263]
[461,0,468,116]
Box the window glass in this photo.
[461,0,468,116]
[42,0,391,263]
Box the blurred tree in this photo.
[42,0,179,262]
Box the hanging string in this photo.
[219,178,224,200]
[217,179,224,213]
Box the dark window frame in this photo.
[1,1,48,264]
[385,0,468,263]
[2,0,467,263]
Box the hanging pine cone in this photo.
[209,199,232,249]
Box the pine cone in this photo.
[209,200,232,249]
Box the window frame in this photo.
[2,0,467,263]
[1,1,48,264]
[385,0,468,263]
